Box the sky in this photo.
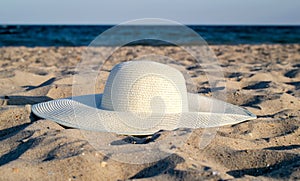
[1,0,300,25]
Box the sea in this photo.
[1,25,300,47]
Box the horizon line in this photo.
[2,24,300,26]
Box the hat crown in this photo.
[101,61,189,114]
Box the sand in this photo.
[0,44,299,180]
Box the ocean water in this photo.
[0,25,300,47]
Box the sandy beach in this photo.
[0,44,299,180]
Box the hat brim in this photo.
[32,93,256,135]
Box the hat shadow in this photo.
[110,132,161,145]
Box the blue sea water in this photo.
[0,25,300,47]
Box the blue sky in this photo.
[1,0,299,25]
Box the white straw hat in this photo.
[32,61,256,135]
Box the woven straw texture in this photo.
[32,61,256,135]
